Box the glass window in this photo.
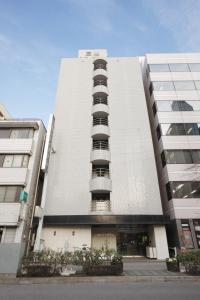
[5,186,22,203]
[165,150,192,164]
[191,150,200,163]
[181,220,194,249]
[0,129,11,138]
[193,219,200,248]
[152,103,157,116]
[174,81,196,91]
[189,63,200,72]
[149,64,170,72]
[10,128,34,139]
[187,101,200,111]
[3,155,14,167]
[152,81,175,91]
[194,81,200,90]
[10,129,20,138]
[184,123,200,135]
[12,155,23,167]
[156,101,171,111]
[173,101,194,111]
[166,183,172,200]
[156,125,161,140]
[0,155,5,167]
[0,186,6,202]
[169,63,189,72]
[22,155,29,168]
[161,151,166,167]
[168,181,200,199]
[160,123,185,135]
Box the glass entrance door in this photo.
[117,232,148,256]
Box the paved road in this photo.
[0,282,199,300]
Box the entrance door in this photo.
[117,232,148,256]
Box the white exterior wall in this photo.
[144,53,200,221]
[44,56,163,216]
[41,227,91,252]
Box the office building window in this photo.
[174,81,196,91]
[0,128,34,139]
[161,150,200,166]
[156,125,161,140]
[149,64,170,72]
[166,181,200,200]
[193,220,200,248]
[152,81,175,91]
[0,186,22,203]
[0,155,29,168]
[152,102,157,116]
[195,81,200,90]
[169,63,189,72]
[181,220,194,249]
[189,64,200,72]
[160,123,200,136]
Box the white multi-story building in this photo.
[142,53,200,252]
[35,49,169,259]
[0,109,46,276]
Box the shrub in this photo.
[177,250,200,274]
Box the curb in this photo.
[0,275,200,285]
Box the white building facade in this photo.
[35,49,169,259]
[143,53,200,252]
[0,116,46,275]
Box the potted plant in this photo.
[166,257,180,272]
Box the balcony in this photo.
[91,125,110,138]
[91,200,111,212]
[93,59,107,71]
[93,94,108,105]
[93,76,108,96]
[89,168,112,192]
[92,103,109,116]
[93,68,107,78]
[91,140,110,163]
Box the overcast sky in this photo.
[0,0,200,125]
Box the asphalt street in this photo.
[0,282,199,300]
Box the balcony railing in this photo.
[94,63,107,71]
[93,140,109,150]
[93,117,108,126]
[93,79,107,87]
[93,97,108,105]
[92,168,110,178]
[91,200,111,212]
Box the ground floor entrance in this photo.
[116,225,148,256]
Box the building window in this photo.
[0,186,23,203]
[166,182,200,200]
[148,64,170,72]
[152,102,157,116]
[181,220,194,249]
[160,123,200,136]
[174,81,196,91]
[156,125,161,140]
[189,63,200,72]
[156,101,172,112]
[161,150,200,165]
[169,63,189,72]
[0,155,29,168]
[195,81,200,90]
[0,228,3,243]
[0,128,34,139]
[193,220,200,248]
[152,81,175,91]
[166,182,172,200]
[156,100,200,112]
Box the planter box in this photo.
[185,265,200,275]
[166,261,180,272]
[83,263,123,276]
[25,264,54,277]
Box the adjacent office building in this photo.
[142,53,200,251]
[34,49,169,259]
[0,106,46,275]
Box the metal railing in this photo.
[93,79,107,87]
[93,97,108,105]
[94,63,107,71]
[93,140,109,150]
[93,116,108,126]
[92,168,110,178]
[91,200,111,211]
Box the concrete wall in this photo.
[0,243,25,274]
[44,56,163,216]
[41,226,91,252]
